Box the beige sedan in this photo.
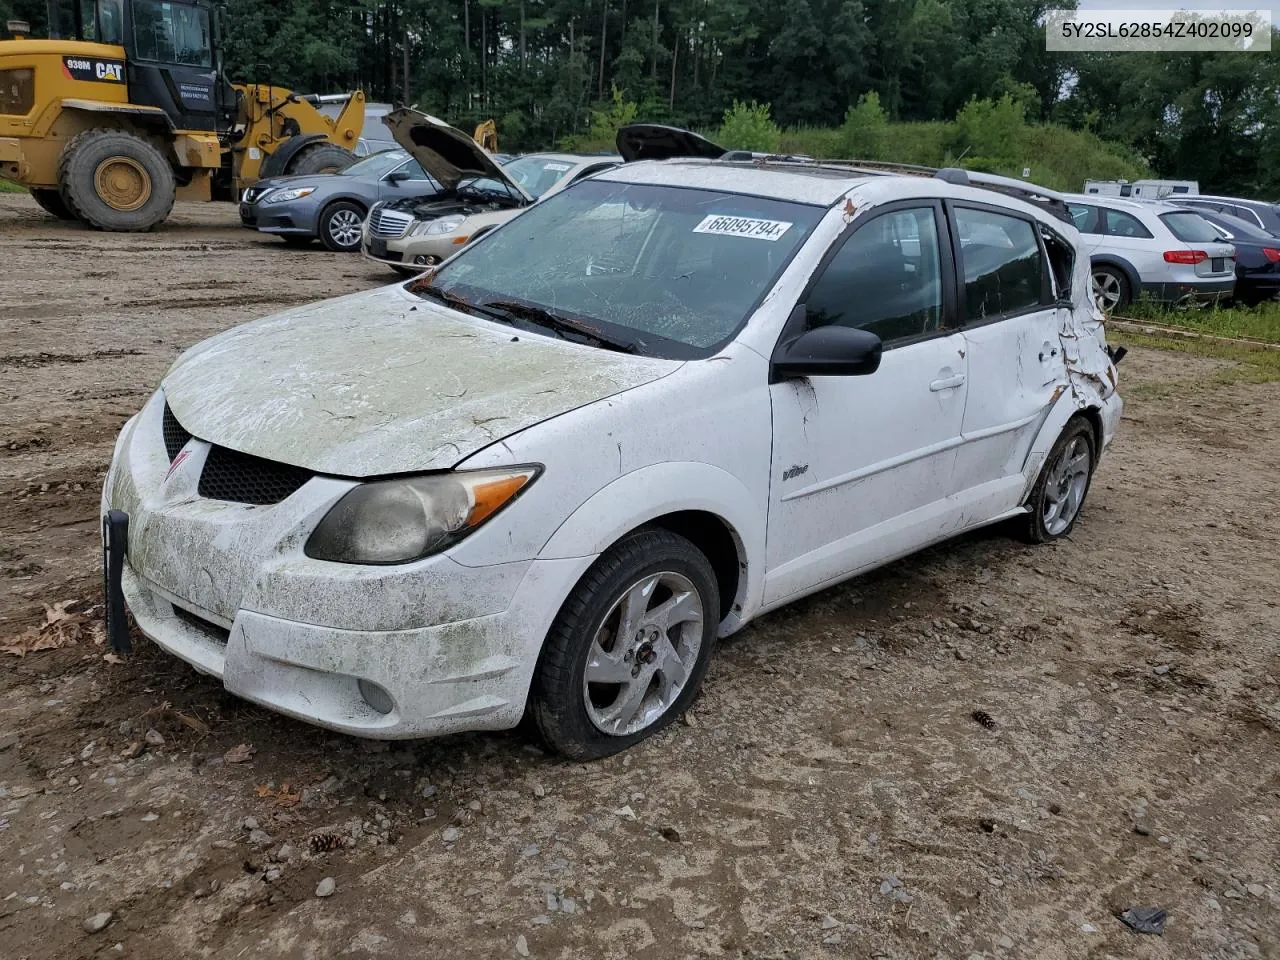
[360,111,621,274]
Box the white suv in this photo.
[101,153,1122,759]
[1064,194,1235,310]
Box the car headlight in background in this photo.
[305,467,541,564]
[412,215,465,237]
[264,187,316,204]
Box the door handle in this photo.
[929,374,966,392]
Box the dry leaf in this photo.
[274,783,301,807]
[103,653,124,665]
[176,712,210,735]
[2,596,104,657]
[223,743,256,763]
[254,783,274,798]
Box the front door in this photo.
[763,201,969,607]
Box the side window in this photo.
[804,206,943,345]
[1068,203,1101,234]
[1102,209,1153,239]
[396,159,431,181]
[1119,184,1133,197]
[954,207,1044,321]
[1041,225,1074,301]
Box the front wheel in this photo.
[57,128,175,231]
[318,201,365,252]
[1019,418,1096,544]
[529,529,719,759]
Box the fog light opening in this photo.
[358,678,394,715]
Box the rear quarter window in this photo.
[1160,212,1224,243]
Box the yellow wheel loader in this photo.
[0,1,364,231]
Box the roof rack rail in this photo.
[731,154,1075,225]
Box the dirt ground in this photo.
[1,191,1278,960]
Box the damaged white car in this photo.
[101,145,1122,759]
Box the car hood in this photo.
[615,124,727,162]
[383,108,532,201]
[160,286,676,477]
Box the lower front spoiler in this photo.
[121,564,526,739]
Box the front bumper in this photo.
[117,553,587,738]
[241,201,318,237]
[102,392,592,739]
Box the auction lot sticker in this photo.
[694,214,793,241]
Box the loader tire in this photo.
[29,188,74,220]
[287,143,356,176]
[58,129,175,232]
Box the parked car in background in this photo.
[1084,178,1198,198]
[1166,195,1280,237]
[241,149,439,252]
[362,110,622,273]
[102,150,1120,757]
[1064,195,1235,310]
[1182,209,1280,304]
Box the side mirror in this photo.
[386,169,411,184]
[770,322,883,382]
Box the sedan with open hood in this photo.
[102,144,1122,759]
[361,108,621,273]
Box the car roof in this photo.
[1063,193,1184,215]
[1176,194,1276,209]
[521,152,623,165]
[602,159,1075,228]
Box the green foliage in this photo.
[840,92,890,159]
[952,95,1027,164]
[717,101,780,152]
[0,178,25,193]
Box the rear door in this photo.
[949,203,1068,499]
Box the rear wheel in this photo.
[318,201,365,252]
[57,129,175,231]
[1091,265,1130,312]
[529,529,719,759]
[1018,418,1096,544]
[287,143,356,176]
[29,187,74,220]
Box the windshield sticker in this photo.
[693,214,793,241]
[544,162,573,171]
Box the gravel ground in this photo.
[1,193,1278,960]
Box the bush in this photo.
[717,100,781,153]
[560,85,638,152]
[840,92,890,159]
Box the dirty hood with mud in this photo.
[161,285,677,477]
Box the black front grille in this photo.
[197,445,313,506]
[161,403,192,461]
[172,604,230,645]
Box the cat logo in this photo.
[61,56,127,84]
[96,62,124,82]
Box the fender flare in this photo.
[258,133,327,179]
[1088,254,1141,297]
[57,99,175,132]
[539,461,765,629]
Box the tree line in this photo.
[4,0,1278,196]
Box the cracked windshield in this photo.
[423,179,823,355]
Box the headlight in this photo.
[412,215,466,237]
[264,186,316,204]
[305,466,540,564]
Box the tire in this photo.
[317,200,365,252]
[1091,265,1130,312]
[29,187,74,220]
[1018,417,1096,544]
[286,142,356,176]
[279,235,314,248]
[529,529,720,760]
[57,128,175,231]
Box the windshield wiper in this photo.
[416,286,518,327]
[480,300,641,354]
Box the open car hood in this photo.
[615,124,727,162]
[383,108,532,201]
